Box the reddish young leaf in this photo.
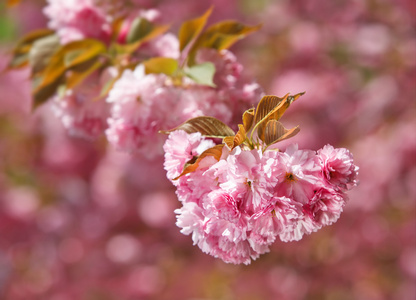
[253,93,304,141]
[224,124,246,150]
[178,7,213,52]
[264,120,300,146]
[160,116,235,138]
[242,108,255,132]
[39,39,106,90]
[66,59,102,90]
[174,144,224,180]
[195,21,262,51]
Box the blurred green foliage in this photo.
[0,4,18,42]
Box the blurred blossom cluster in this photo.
[22,0,263,159]
[0,0,415,299]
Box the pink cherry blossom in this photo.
[175,201,206,247]
[204,189,242,223]
[248,196,301,252]
[105,65,176,157]
[279,214,317,242]
[181,189,261,265]
[169,143,273,264]
[140,33,180,59]
[44,0,113,44]
[207,147,270,212]
[318,144,359,191]
[307,186,347,227]
[280,186,347,242]
[51,68,116,140]
[264,144,322,204]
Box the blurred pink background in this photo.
[0,0,415,299]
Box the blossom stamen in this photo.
[285,172,297,182]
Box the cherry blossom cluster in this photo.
[163,95,358,264]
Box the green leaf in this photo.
[184,62,216,87]
[32,74,64,109]
[8,29,55,69]
[127,17,153,44]
[160,116,235,138]
[62,39,106,68]
[127,17,169,44]
[196,21,262,51]
[39,39,106,89]
[66,59,102,90]
[174,144,223,180]
[14,29,55,51]
[28,34,60,75]
[140,23,171,43]
[179,7,213,52]
[7,53,29,69]
[263,120,300,146]
[114,24,170,55]
[0,12,17,42]
[143,57,179,76]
